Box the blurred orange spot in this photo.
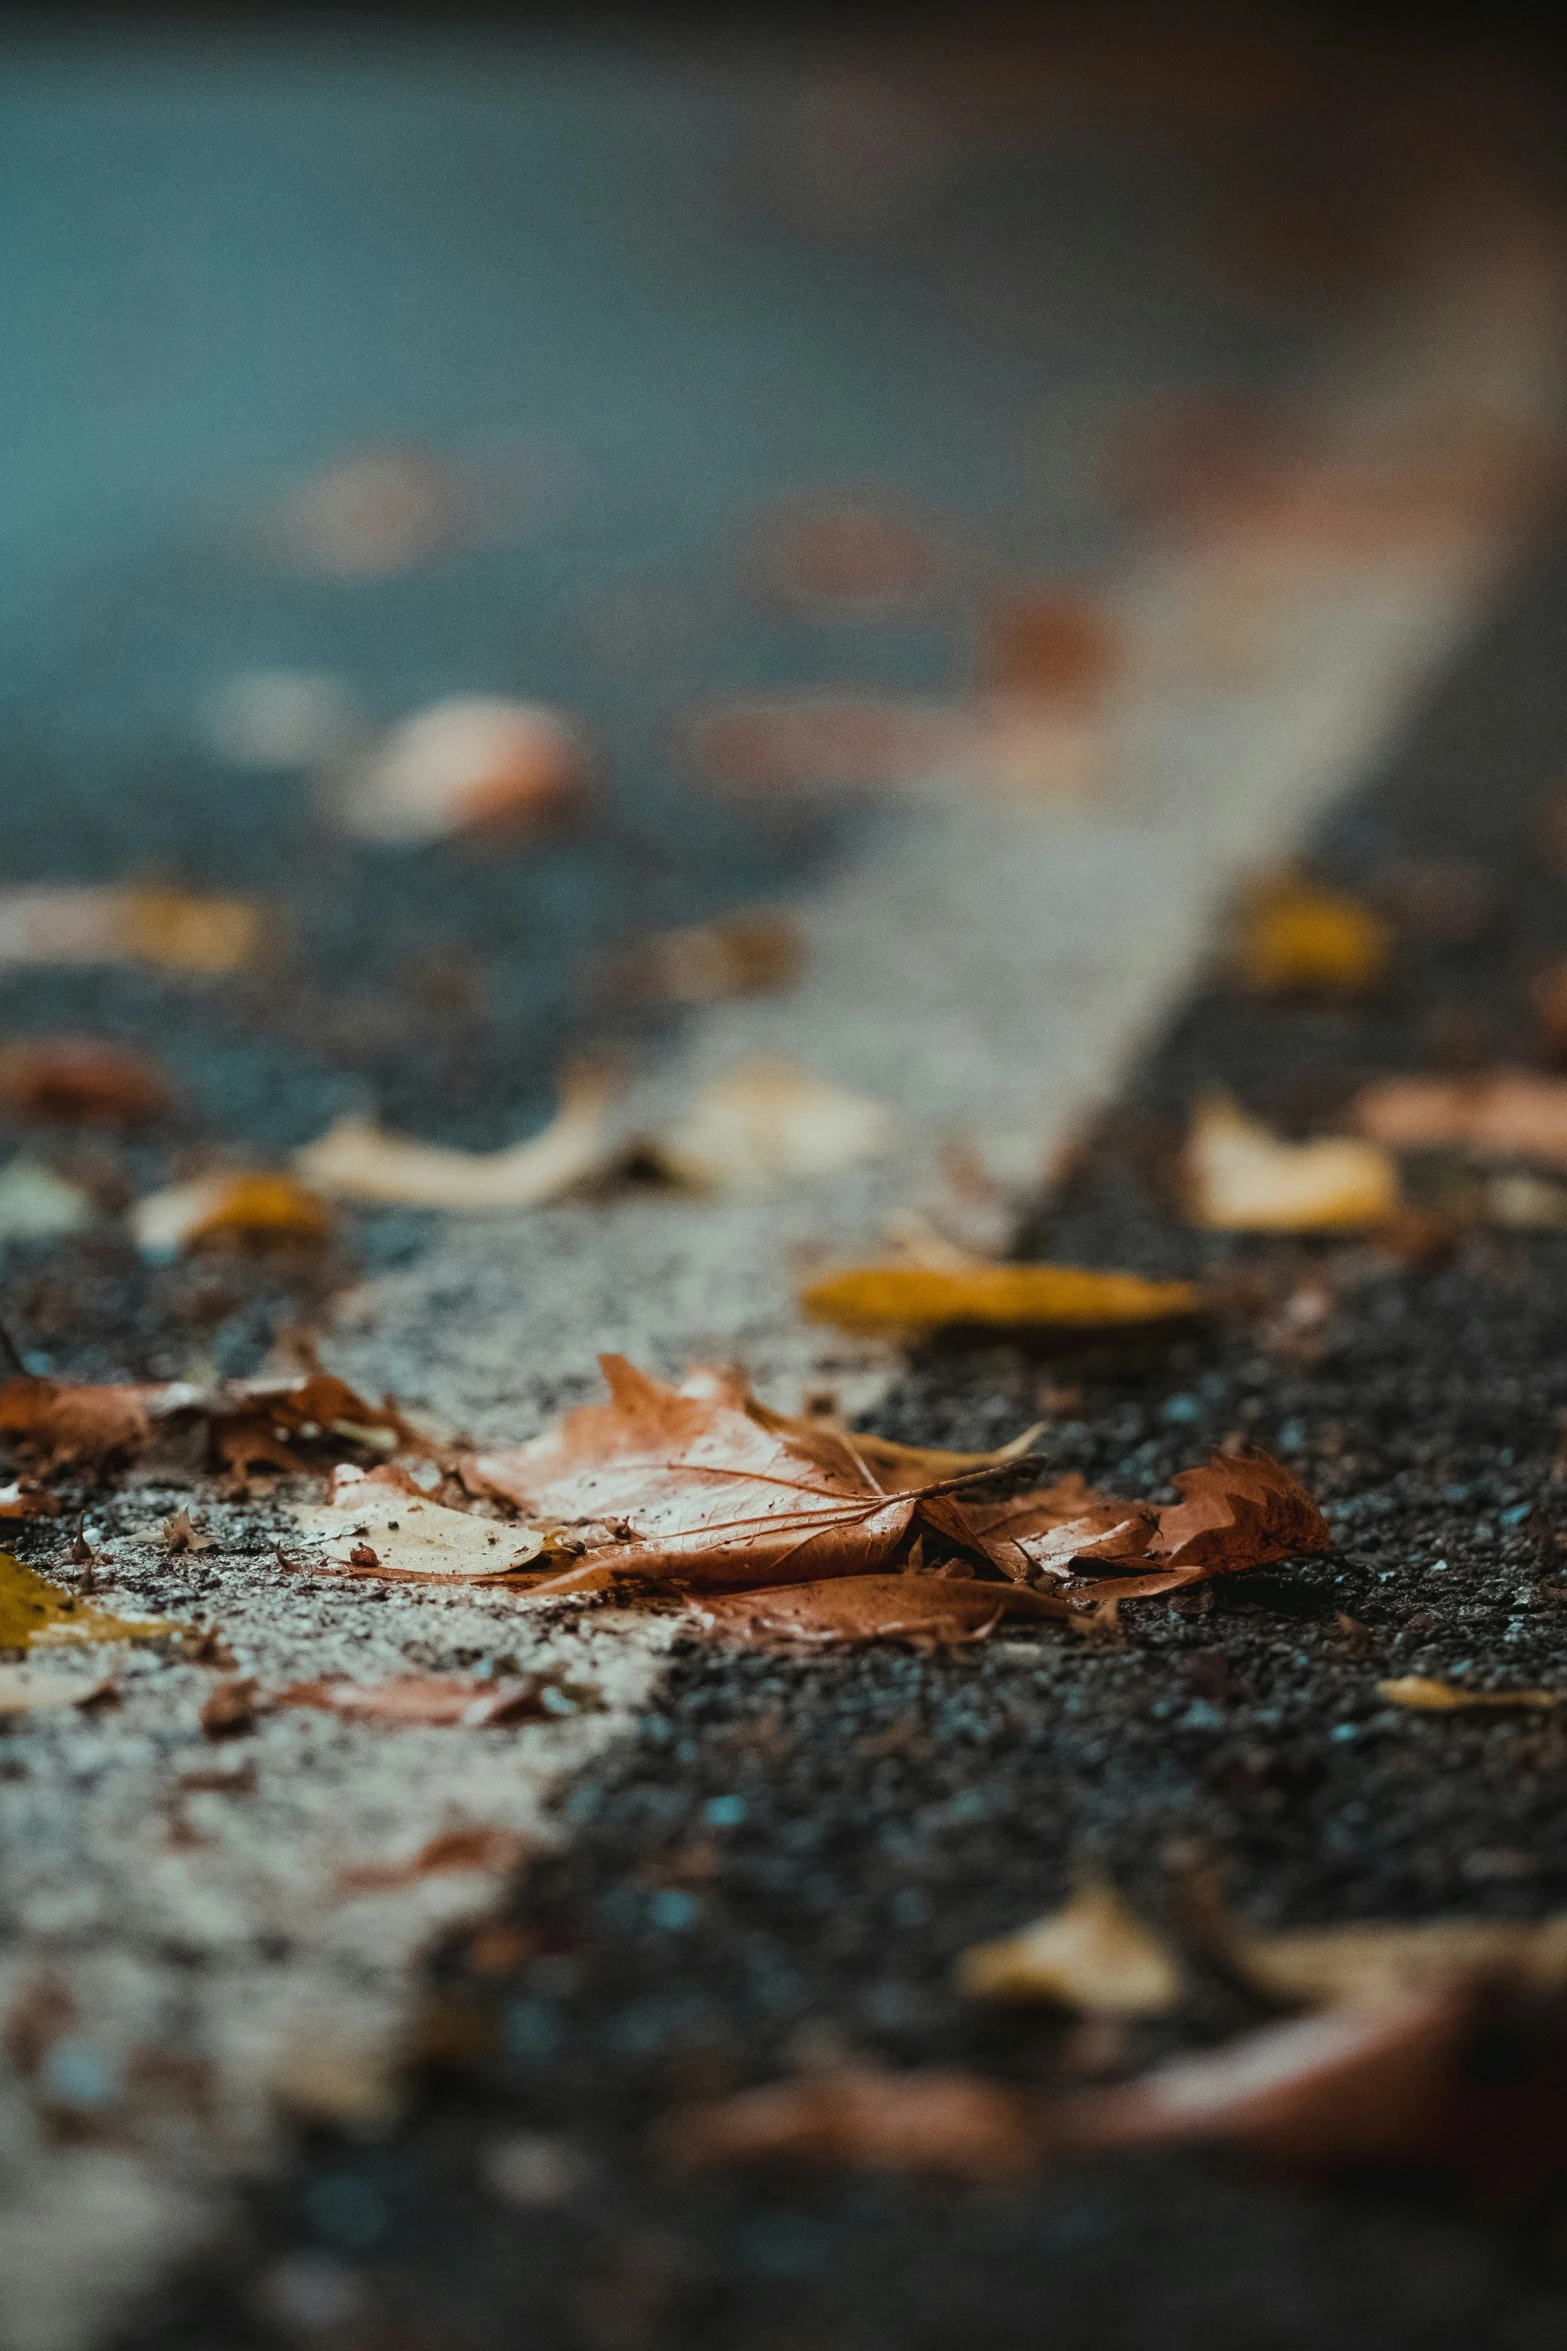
[0,1037,176,1125]
[747,495,941,617]
[339,698,587,844]
[980,590,1124,707]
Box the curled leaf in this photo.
[801,1263,1199,1332]
[957,1880,1184,2015]
[293,1061,621,1210]
[1377,1675,1558,1712]
[658,2063,1040,2180]
[1185,1093,1400,1231]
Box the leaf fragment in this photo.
[1377,1675,1558,1712]
[276,1675,574,1729]
[131,1169,333,1259]
[290,1470,559,1583]
[293,1060,621,1210]
[1185,1092,1400,1231]
[957,1880,1185,2015]
[801,1262,1199,1332]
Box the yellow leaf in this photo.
[0,1553,176,1649]
[119,885,268,975]
[1377,1675,1558,1712]
[1232,874,1390,993]
[956,1881,1184,2015]
[800,1262,1199,1331]
[132,1170,333,1259]
[293,1062,621,1210]
[1185,1093,1399,1232]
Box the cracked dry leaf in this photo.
[658,2063,1040,2180]
[469,1353,1009,1594]
[801,1263,1199,1332]
[688,1572,1065,1645]
[0,1665,116,1714]
[1377,1675,1559,1712]
[653,1057,892,1186]
[132,1169,333,1259]
[290,1468,560,1584]
[957,1881,1184,2014]
[1233,1913,1567,2008]
[1230,874,1391,994]
[293,1060,622,1210]
[0,1553,176,1648]
[1356,1072,1567,1168]
[1185,1093,1400,1231]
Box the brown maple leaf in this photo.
[470,1355,1023,1593]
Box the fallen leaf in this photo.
[293,1060,622,1210]
[1149,1450,1330,1579]
[337,1826,530,1891]
[957,1880,1185,2014]
[688,1572,1065,1644]
[201,1678,260,1738]
[1230,873,1391,993]
[0,1037,176,1125]
[207,1372,404,1478]
[926,1476,1159,1584]
[0,1552,174,1648]
[1059,1989,1469,2169]
[278,1675,572,1728]
[132,1170,333,1259]
[658,2062,1039,2179]
[333,696,586,844]
[290,1471,561,1583]
[0,1479,57,1522]
[1185,1093,1400,1231]
[801,1262,1198,1332]
[0,1378,155,1466]
[601,911,806,1008]
[678,1363,1044,1492]
[0,1664,116,1714]
[1233,1913,1567,2008]
[0,884,264,975]
[1356,1073,1567,1168]
[471,1354,979,1593]
[1377,1675,1558,1712]
[653,1057,892,1185]
[0,1160,94,1241]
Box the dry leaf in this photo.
[678,1363,1043,1492]
[926,1476,1158,1584]
[1185,1093,1400,1231]
[132,1170,333,1259]
[801,1263,1198,1333]
[470,1353,1006,1594]
[290,1470,560,1583]
[334,696,586,844]
[688,1572,1065,1645]
[0,884,264,975]
[293,1061,621,1210]
[654,1057,892,1186]
[1060,1989,1468,2169]
[0,1664,116,1714]
[0,1037,176,1125]
[957,1880,1184,2014]
[0,1552,174,1649]
[277,1675,570,1728]
[0,1161,93,1241]
[207,1372,404,1478]
[0,1378,155,1467]
[1377,1675,1558,1712]
[0,1479,57,1522]
[659,2062,1039,2179]
[1234,1913,1567,2008]
[161,1508,215,1554]
[1230,874,1390,994]
[1356,1073,1567,1168]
